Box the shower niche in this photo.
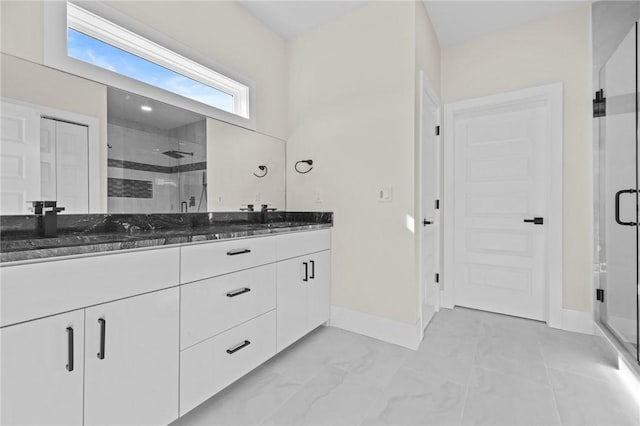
[107,87,207,213]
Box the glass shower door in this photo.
[598,21,639,364]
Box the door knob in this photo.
[524,217,544,225]
[423,219,433,226]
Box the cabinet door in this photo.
[84,288,179,426]
[276,256,309,351]
[1,310,84,426]
[308,250,331,330]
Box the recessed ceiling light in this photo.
[141,105,152,112]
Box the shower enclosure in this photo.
[596,14,639,367]
[106,88,208,214]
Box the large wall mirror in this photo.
[0,54,286,215]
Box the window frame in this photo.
[43,1,256,130]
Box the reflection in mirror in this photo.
[107,88,207,213]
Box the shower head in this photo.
[162,150,194,159]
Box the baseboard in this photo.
[329,305,421,350]
[554,308,595,335]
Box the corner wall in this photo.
[441,6,592,312]
[286,1,440,344]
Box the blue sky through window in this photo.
[67,29,234,113]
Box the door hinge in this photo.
[435,125,440,136]
[434,199,440,210]
[434,273,439,283]
[596,288,605,303]
[593,89,606,118]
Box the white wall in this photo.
[287,1,440,331]
[207,118,286,212]
[441,6,592,311]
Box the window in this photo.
[43,1,255,128]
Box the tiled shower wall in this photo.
[107,118,206,213]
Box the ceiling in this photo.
[424,1,592,47]
[237,1,368,39]
[107,87,204,131]
[237,1,591,46]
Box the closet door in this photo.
[55,120,89,213]
[0,102,40,214]
[40,118,57,201]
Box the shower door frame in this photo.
[594,21,640,368]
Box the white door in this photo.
[448,91,555,321]
[420,75,441,329]
[1,310,85,426]
[40,118,57,201]
[0,102,40,214]
[54,120,89,213]
[84,288,179,426]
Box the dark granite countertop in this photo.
[0,212,333,264]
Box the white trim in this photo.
[443,83,565,327]
[1,97,103,213]
[416,70,442,335]
[43,1,256,131]
[554,308,595,335]
[329,306,421,350]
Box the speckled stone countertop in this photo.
[0,212,333,263]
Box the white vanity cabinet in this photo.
[277,249,331,351]
[0,247,181,426]
[84,288,179,426]
[0,227,332,425]
[1,310,85,426]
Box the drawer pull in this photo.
[303,262,309,282]
[226,340,251,354]
[66,327,74,372]
[97,318,106,360]
[227,248,251,256]
[226,287,251,298]
[310,260,315,279]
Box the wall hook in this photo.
[253,165,268,178]
[295,159,313,174]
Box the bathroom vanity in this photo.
[0,212,332,425]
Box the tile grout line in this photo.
[535,329,565,426]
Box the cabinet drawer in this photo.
[180,236,277,283]
[181,264,276,349]
[179,310,276,416]
[0,247,180,327]
[275,229,331,261]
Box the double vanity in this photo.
[0,212,332,425]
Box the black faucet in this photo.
[260,204,277,224]
[31,201,65,237]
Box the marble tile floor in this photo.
[174,307,640,426]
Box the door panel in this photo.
[453,104,548,320]
[308,250,331,330]
[84,288,179,426]
[40,118,57,201]
[0,102,40,214]
[1,310,85,426]
[421,82,440,328]
[599,21,639,363]
[276,256,308,351]
[55,120,89,213]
